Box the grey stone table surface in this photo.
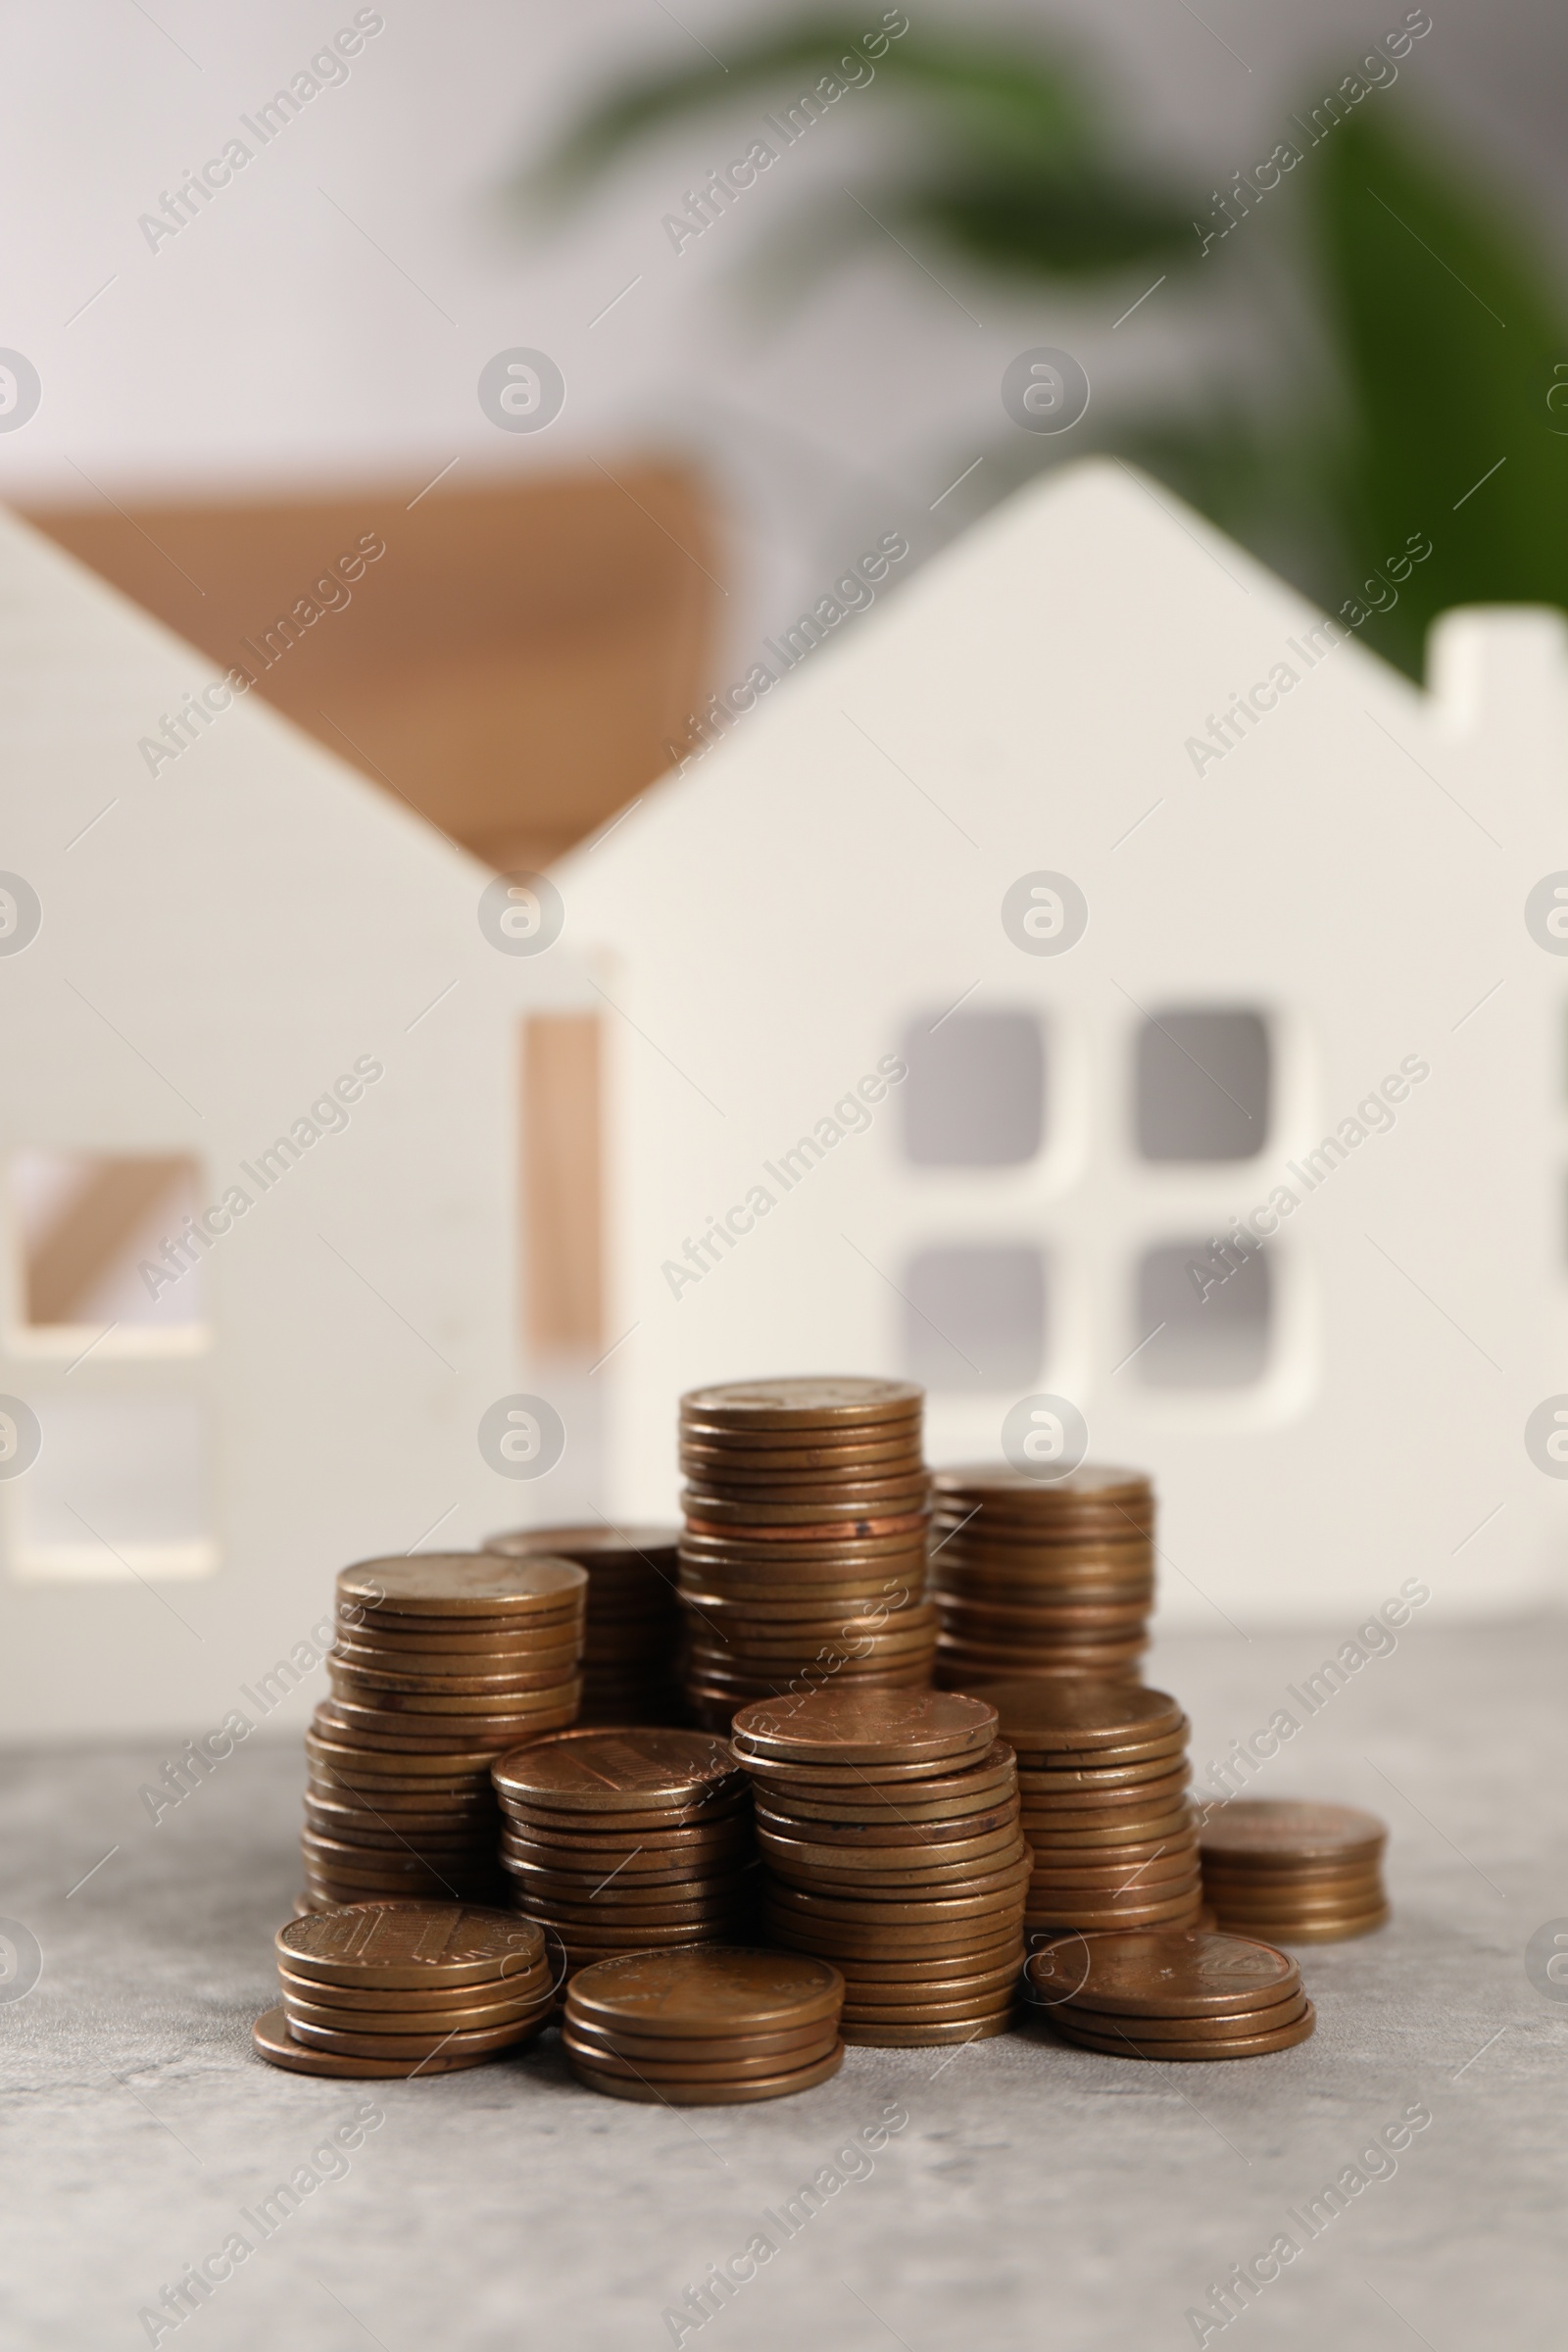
[3,1618,1566,2352]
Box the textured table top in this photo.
[3,1617,1565,2351]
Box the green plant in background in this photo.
[527,17,1568,677]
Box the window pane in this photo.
[1136,1010,1269,1162]
[899,1010,1046,1167]
[1134,1239,1271,1388]
[10,1151,202,1327]
[900,1243,1046,1392]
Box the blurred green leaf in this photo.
[525,23,1101,204]
[1317,108,1568,673]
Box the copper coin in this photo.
[496,1819,751,1861]
[251,2005,508,2078]
[306,1727,499,1776]
[519,1916,757,1950]
[491,1728,740,1812]
[561,2034,838,2082]
[568,2046,845,2104]
[759,1825,1026,1879]
[565,1946,844,2035]
[933,1461,1148,1499]
[1027,1894,1202,1935]
[1199,1854,1386,1886]
[824,1941,1024,1981]
[333,1626,585,1663]
[843,1988,1018,2027]
[685,1506,929,1542]
[1044,1990,1310,2042]
[275,1961,552,2013]
[681,1378,923,1429]
[1026,1929,1298,2016]
[287,2010,542,2058]
[1199,1800,1386,1865]
[564,2015,837,2066]
[283,1986,550,2035]
[1023,1811,1195,1850]
[1027,1859,1200,1899]
[732,1688,996,1766]
[277,1902,544,1989]
[1017,1735,1187,1776]
[1215,1908,1388,1943]
[737,1750,1005,1793]
[763,1909,1029,1954]
[337,1553,588,1617]
[754,1798,1018,1846]
[1052,2001,1316,2060]
[486,1524,679,1564]
[838,2014,1013,2048]
[320,1698,580,1742]
[1201,1876,1385,1914]
[505,1801,749,1840]
[680,1439,925,1474]
[330,1660,579,1698]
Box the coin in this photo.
[492,1728,743,1812]
[1199,1799,1386,1864]
[1227,1909,1388,1943]
[565,1947,845,2035]
[564,2016,838,2065]
[1042,1989,1310,2041]
[251,2005,507,2078]
[277,1902,545,1989]
[282,1986,550,2034]
[275,1961,552,2013]
[1026,1930,1298,2016]
[286,2011,544,2058]
[486,1523,679,1564]
[1051,2002,1317,2060]
[681,1378,923,1429]
[567,2046,846,2103]
[337,1553,589,1617]
[733,1689,996,1766]
[560,2027,840,2082]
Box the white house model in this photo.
[5,462,1565,1740]
[557,461,1568,1628]
[0,510,584,1739]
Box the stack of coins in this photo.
[301,1553,586,1912]
[1200,1800,1390,1942]
[564,1947,846,2104]
[484,1524,684,1725]
[1027,1927,1315,2059]
[252,1900,555,2078]
[929,1465,1155,1689]
[492,1727,759,1972]
[732,1687,1029,2045]
[678,1378,936,1731]
[982,1680,1202,1941]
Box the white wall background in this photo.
[0,0,1564,675]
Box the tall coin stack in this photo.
[733,1687,1031,2046]
[1200,1800,1390,1942]
[301,1554,586,1914]
[678,1378,936,1732]
[929,1465,1155,1690]
[491,1727,759,1973]
[982,1680,1203,1941]
[485,1524,684,1724]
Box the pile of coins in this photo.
[733,1687,1030,2045]
[983,1680,1202,1941]
[301,1553,586,1912]
[253,1900,555,2078]
[485,1524,684,1724]
[677,1378,936,1731]
[563,1947,846,2104]
[492,1727,759,1972]
[1200,1800,1390,1942]
[1028,1927,1315,2059]
[930,1465,1155,1689]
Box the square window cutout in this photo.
[10,1151,203,1328]
[1137,1010,1269,1162]
[900,1243,1046,1392]
[1135,1240,1271,1389]
[11,1394,213,1578]
[899,1010,1045,1168]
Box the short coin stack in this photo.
[302,1553,586,1912]
[484,1524,684,1725]
[733,1687,1030,2045]
[678,1378,936,1731]
[930,1465,1155,1689]
[1028,1927,1315,2059]
[983,1680,1202,1940]
[492,1727,759,1972]
[1200,1800,1390,1942]
[253,1900,555,2078]
[564,1946,846,2104]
